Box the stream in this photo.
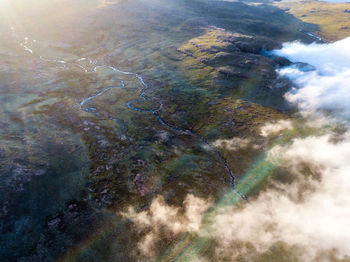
[20,38,247,200]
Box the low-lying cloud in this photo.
[260,119,293,137]
[213,132,350,261]
[212,137,252,151]
[273,37,350,118]
[123,132,350,261]
[121,194,212,257]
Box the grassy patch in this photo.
[276,0,350,41]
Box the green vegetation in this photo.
[0,0,332,261]
[276,0,350,41]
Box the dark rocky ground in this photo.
[0,0,323,261]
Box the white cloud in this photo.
[212,132,350,261]
[272,38,350,118]
[121,194,212,257]
[212,137,252,151]
[260,119,293,137]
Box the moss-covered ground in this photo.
[0,0,338,261]
[276,0,350,41]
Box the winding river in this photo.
[20,38,247,200]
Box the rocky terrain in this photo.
[0,0,344,261]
